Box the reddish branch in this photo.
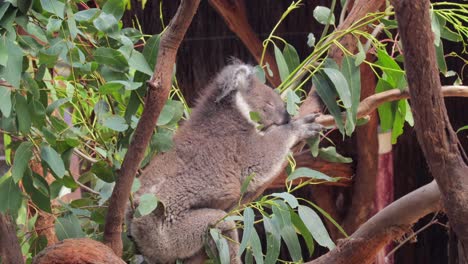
[307,181,441,264]
[392,0,468,258]
[209,0,281,86]
[0,213,24,264]
[102,0,201,255]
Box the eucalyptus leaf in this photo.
[287,167,337,182]
[41,145,66,178]
[93,47,128,72]
[209,228,231,264]
[298,205,335,250]
[323,68,351,108]
[15,93,31,134]
[274,45,289,82]
[0,86,12,117]
[11,141,33,182]
[283,44,300,72]
[0,175,23,214]
[318,146,352,163]
[103,115,129,132]
[238,207,255,256]
[135,193,158,217]
[55,213,85,240]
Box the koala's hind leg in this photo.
[175,208,241,264]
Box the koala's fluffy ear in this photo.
[215,63,254,102]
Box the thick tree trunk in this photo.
[392,0,468,260]
[0,213,24,264]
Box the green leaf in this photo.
[103,115,129,132]
[298,205,335,250]
[435,41,447,74]
[93,12,118,33]
[102,0,125,20]
[285,89,300,116]
[391,99,406,144]
[93,47,128,72]
[283,44,300,73]
[254,65,266,84]
[91,161,115,183]
[290,211,315,257]
[430,10,441,47]
[157,103,175,126]
[15,93,32,134]
[108,80,142,91]
[143,34,161,70]
[271,201,302,262]
[26,22,47,44]
[23,170,51,213]
[376,79,397,131]
[129,50,153,76]
[274,45,289,82]
[11,141,33,182]
[313,71,345,133]
[55,213,85,240]
[287,167,337,182]
[238,207,255,256]
[323,68,351,108]
[341,55,361,135]
[46,98,70,115]
[75,8,100,22]
[40,0,65,19]
[318,146,352,163]
[151,131,174,153]
[249,229,263,264]
[40,145,66,178]
[39,50,59,68]
[355,41,366,66]
[263,215,281,264]
[313,6,335,25]
[271,192,299,208]
[135,193,158,217]
[209,228,231,264]
[307,136,320,157]
[4,38,23,88]
[46,18,62,33]
[66,6,78,40]
[0,175,23,215]
[240,173,256,195]
[99,82,123,94]
[0,86,12,117]
[375,49,405,89]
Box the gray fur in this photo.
[127,62,322,264]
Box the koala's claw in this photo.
[302,113,321,123]
[293,114,323,140]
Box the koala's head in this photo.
[214,62,290,129]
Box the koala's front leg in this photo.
[242,114,322,200]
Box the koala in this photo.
[127,61,322,264]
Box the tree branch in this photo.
[315,85,468,127]
[209,0,281,86]
[392,0,468,259]
[307,181,441,264]
[102,0,201,255]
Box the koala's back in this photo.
[136,125,244,218]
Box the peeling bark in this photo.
[102,0,201,255]
[392,0,468,259]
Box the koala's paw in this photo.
[292,113,323,140]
